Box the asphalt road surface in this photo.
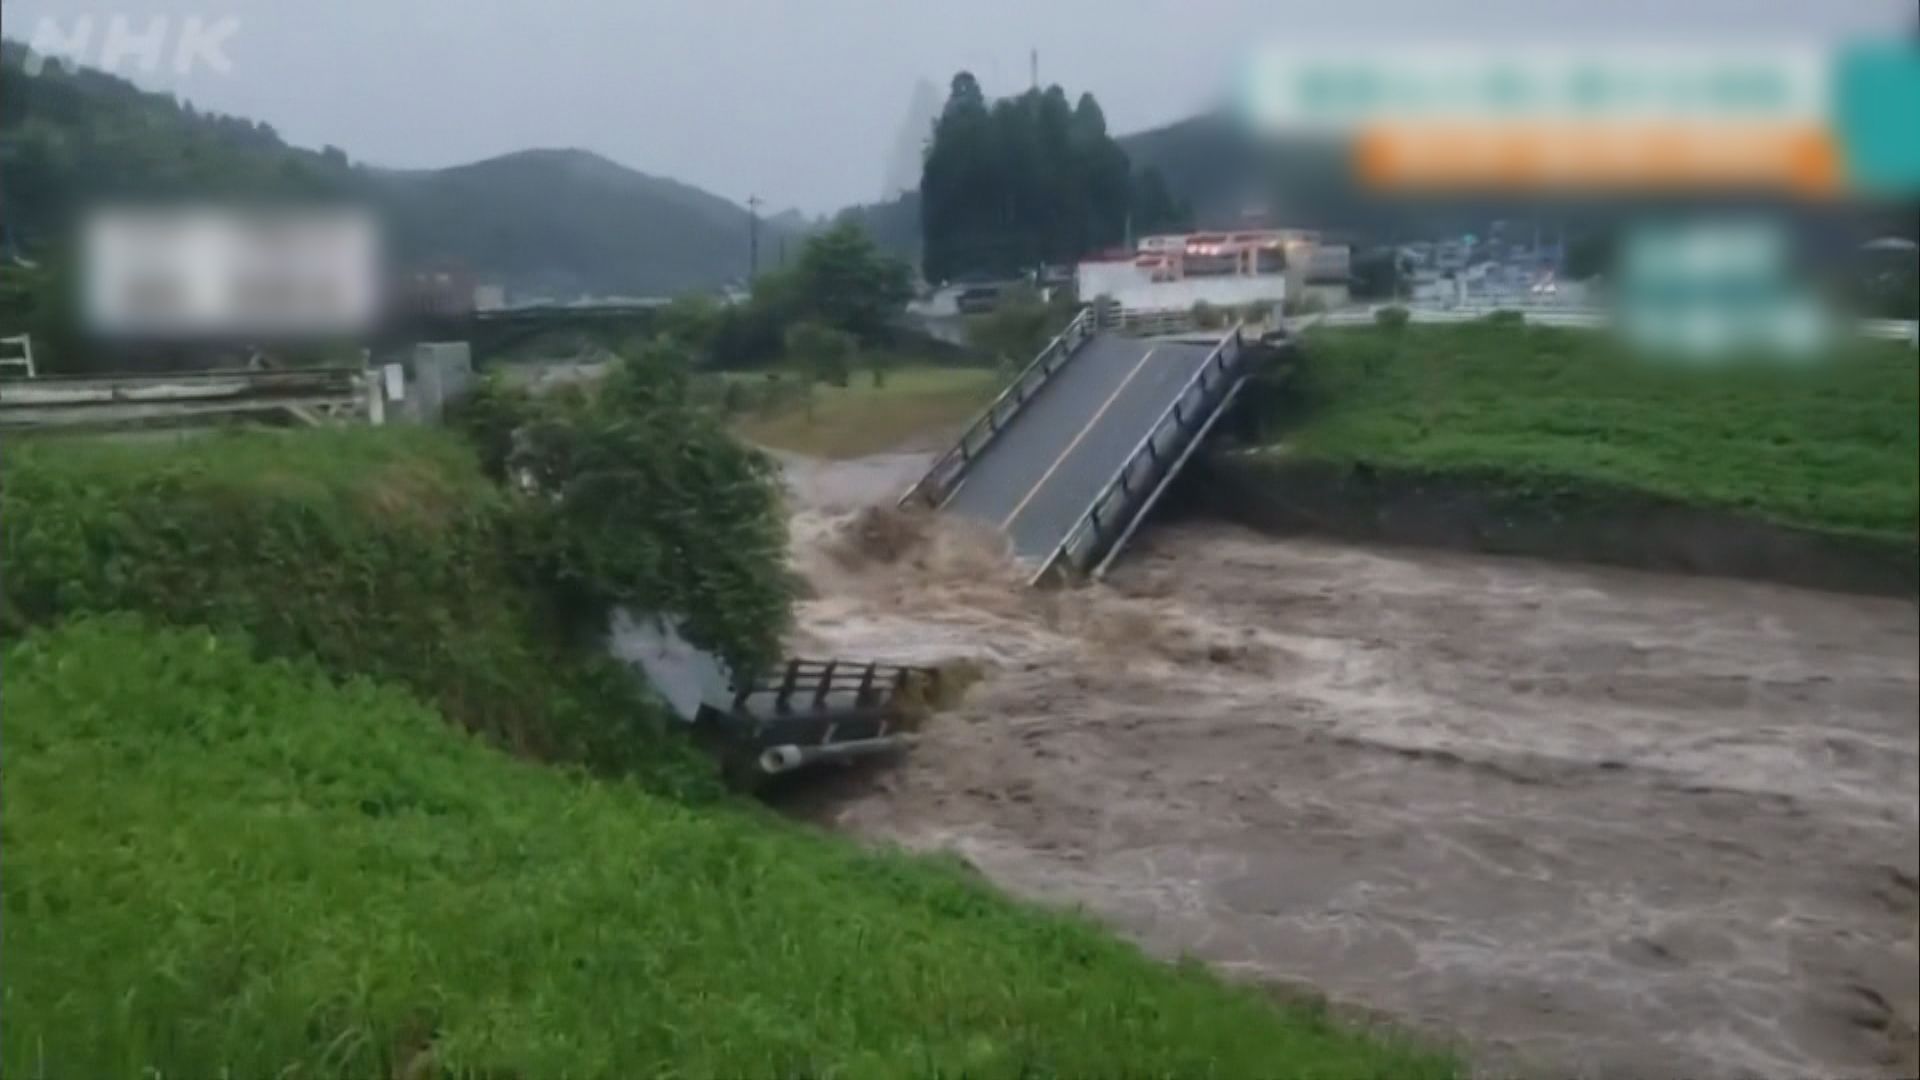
[944,335,1217,562]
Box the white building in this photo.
[1076,230,1352,315]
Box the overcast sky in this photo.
[4,0,1913,213]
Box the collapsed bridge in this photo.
[900,308,1263,583]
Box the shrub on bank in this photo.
[461,343,795,675]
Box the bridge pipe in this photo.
[757,735,910,776]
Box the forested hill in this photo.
[0,41,792,297]
[0,40,357,223]
[375,149,782,299]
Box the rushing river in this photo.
[774,450,1919,1080]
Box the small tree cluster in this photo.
[453,342,794,675]
[703,223,912,371]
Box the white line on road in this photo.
[1000,347,1158,533]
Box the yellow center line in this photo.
[1001,347,1159,532]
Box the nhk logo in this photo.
[22,14,240,77]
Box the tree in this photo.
[471,338,794,674]
[0,255,87,373]
[921,72,997,282]
[789,222,911,343]
[920,76,1137,281]
[656,292,722,352]
[1072,94,1133,252]
[785,320,855,390]
[1130,166,1188,236]
[696,224,908,374]
[965,285,1054,366]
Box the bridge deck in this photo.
[945,334,1218,561]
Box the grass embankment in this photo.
[0,617,1458,1078]
[1267,324,1918,543]
[1,427,1457,1077]
[727,364,999,458]
[0,427,711,790]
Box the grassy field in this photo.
[727,364,999,458]
[2,616,1456,1079]
[1271,324,1918,542]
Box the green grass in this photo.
[1271,324,1919,541]
[728,364,999,458]
[2,616,1458,1079]
[0,427,712,790]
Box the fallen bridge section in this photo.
[899,308,1095,510]
[909,317,1253,581]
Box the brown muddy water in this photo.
[775,451,1920,1080]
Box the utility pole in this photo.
[747,194,764,281]
[1030,49,1038,92]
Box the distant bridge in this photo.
[392,302,668,360]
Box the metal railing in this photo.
[731,658,943,716]
[1094,304,1257,339]
[1294,305,1919,345]
[0,334,35,379]
[0,366,373,432]
[1105,307,1193,337]
[720,657,951,779]
[1031,323,1249,584]
[898,307,1095,509]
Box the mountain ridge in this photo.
[0,42,797,298]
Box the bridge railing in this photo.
[899,307,1095,509]
[1100,306,1193,337]
[731,657,945,716]
[0,366,374,433]
[1033,323,1250,584]
[1296,305,1919,345]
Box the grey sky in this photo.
[4,0,1912,214]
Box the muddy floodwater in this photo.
[776,451,1919,1080]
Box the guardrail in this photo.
[898,307,1095,509]
[1295,305,1919,344]
[1031,323,1249,584]
[0,366,374,432]
[1862,319,1920,344]
[1104,307,1193,337]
